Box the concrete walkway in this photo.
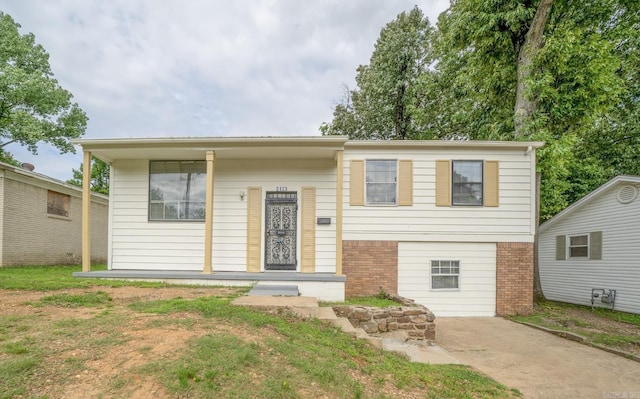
[437,317,640,399]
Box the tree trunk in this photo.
[533,172,546,303]
[514,0,554,138]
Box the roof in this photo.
[539,175,640,233]
[72,136,544,163]
[0,161,109,202]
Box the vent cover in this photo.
[617,185,637,204]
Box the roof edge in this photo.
[539,175,640,233]
[345,140,544,149]
[72,136,350,150]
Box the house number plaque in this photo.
[276,186,288,192]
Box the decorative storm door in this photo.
[265,192,297,270]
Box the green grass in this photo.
[321,295,400,308]
[512,301,640,355]
[0,264,172,290]
[0,266,519,397]
[36,290,113,308]
[131,296,517,398]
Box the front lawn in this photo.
[0,265,520,398]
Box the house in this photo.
[73,136,542,316]
[0,161,108,266]
[538,176,640,315]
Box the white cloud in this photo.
[1,0,449,180]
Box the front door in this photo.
[265,192,297,270]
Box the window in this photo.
[452,160,483,206]
[47,190,70,217]
[366,160,397,205]
[568,234,589,258]
[431,260,460,290]
[149,161,207,221]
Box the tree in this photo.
[321,6,434,140]
[67,157,110,195]
[0,12,87,155]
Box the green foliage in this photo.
[322,1,640,221]
[321,6,435,140]
[0,11,87,155]
[67,156,110,195]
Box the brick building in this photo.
[0,161,108,267]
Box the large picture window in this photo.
[431,260,460,290]
[149,161,207,221]
[366,160,397,205]
[452,160,483,206]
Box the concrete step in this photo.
[248,284,299,296]
[316,306,338,321]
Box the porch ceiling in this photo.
[72,136,348,163]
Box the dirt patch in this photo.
[0,286,243,399]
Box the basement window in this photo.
[431,260,460,290]
[47,190,70,217]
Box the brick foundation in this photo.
[342,240,398,297]
[496,242,534,316]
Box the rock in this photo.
[353,308,371,321]
[362,322,379,334]
[372,311,390,319]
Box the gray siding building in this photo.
[539,176,640,314]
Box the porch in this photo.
[72,270,346,301]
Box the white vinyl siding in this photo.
[110,160,205,271]
[539,182,640,314]
[109,159,337,273]
[399,242,496,316]
[343,149,535,243]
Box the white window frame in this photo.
[430,260,460,291]
[148,160,207,222]
[365,159,397,206]
[568,234,589,259]
[452,160,483,206]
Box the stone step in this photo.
[248,284,299,296]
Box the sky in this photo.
[1,0,449,181]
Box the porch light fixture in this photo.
[240,191,245,200]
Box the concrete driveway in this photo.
[437,317,640,399]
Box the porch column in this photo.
[335,150,343,276]
[81,150,92,272]
[203,150,215,274]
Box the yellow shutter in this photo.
[246,187,262,272]
[301,187,316,273]
[484,160,499,207]
[398,160,413,206]
[350,160,364,206]
[435,160,451,206]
